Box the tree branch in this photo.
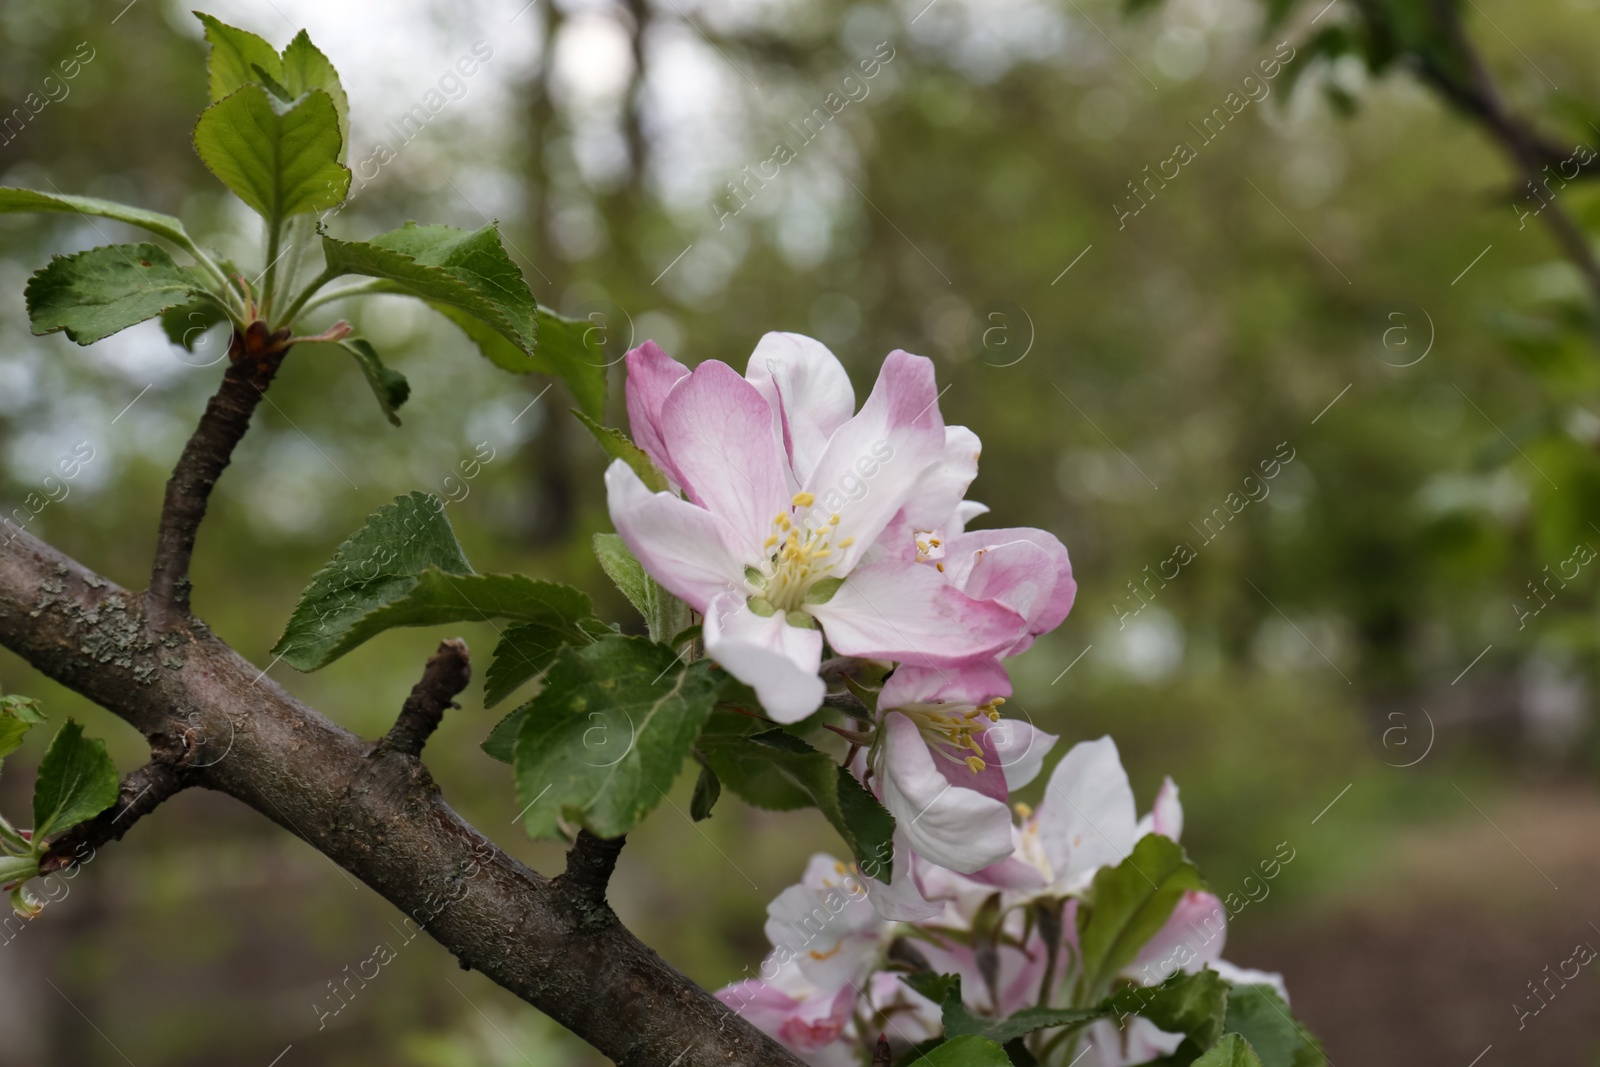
[557,830,628,909]
[37,748,191,874]
[0,527,801,1067]
[148,321,291,627]
[378,638,471,758]
[1418,0,1600,304]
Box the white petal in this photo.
[876,712,1014,873]
[745,332,856,484]
[800,350,945,573]
[899,425,983,532]
[951,500,989,535]
[1036,736,1139,892]
[604,460,744,610]
[987,718,1057,790]
[1211,959,1291,1004]
[860,831,942,921]
[703,592,825,722]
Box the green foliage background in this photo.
[1,0,1599,1063]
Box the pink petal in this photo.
[945,528,1076,652]
[799,350,946,573]
[1129,890,1227,984]
[966,851,1049,892]
[876,712,1014,873]
[659,359,790,559]
[947,531,1075,639]
[623,341,691,486]
[927,727,1008,804]
[745,333,856,483]
[809,561,1026,667]
[879,661,1013,709]
[605,460,744,611]
[703,592,825,722]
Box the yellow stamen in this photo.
[763,534,778,549]
[965,755,986,774]
[1014,802,1034,819]
[792,492,816,507]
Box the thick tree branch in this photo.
[378,638,471,758]
[148,322,291,627]
[37,748,192,874]
[0,528,801,1067]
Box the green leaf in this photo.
[0,855,39,885]
[1194,1034,1266,1067]
[272,491,596,670]
[909,1035,1014,1067]
[699,727,894,876]
[337,338,410,427]
[592,532,689,642]
[0,188,193,247]
[161,297,231,350]
[513,635,719,840]
[1223,984,1313,1067]
[423,303,609,419]
[196,14,350,164]
[280,31,349,161]
[1077,834,1206,996]
[690,763,721,821]
[26,243,206,345]
[533,309,610,420]
[481,703,529,764]
[577,414,670,493]
[193,84,350,221]
[32,720,118,838]
[905,973,1103,1045]
[1110,969,1230,1052]
[323,221,534,349]
[195,12,281,101]
[484,613,614,709]
[0,695,45,763]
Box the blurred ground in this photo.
[1236,785,1600,1067]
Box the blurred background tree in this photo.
[2,0,1600,1063]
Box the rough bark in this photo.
[378,638,472,758]
[0,526,800,1067]
[148,322,289,626]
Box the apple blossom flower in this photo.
[715,853,887,1065]
[716,958,858,1067]
[608,336,1027,721]
[764,853,887,989]
[864,667,1058,876]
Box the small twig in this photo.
[38,754,190,873]
[378,638,472,758]
[556,830,627,907]
[823,722,874,746]
[148,321,292,626]
[1421,0,1600,305]
[823,690,871,717]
